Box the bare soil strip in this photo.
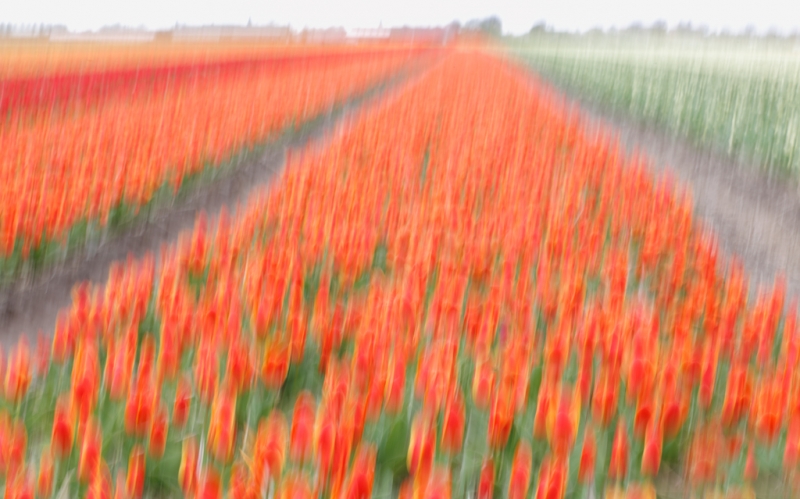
[543,75,800,306]
[0,62,432,346]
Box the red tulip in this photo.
[343,445,376,499]
[149,404,168,459]
[51,395,74,459]
[578,426,596,484]
[508,442,532,499]
[197,468,222,499]
[477,458,494,499]
[173,375,192,428]
[441,391,466,454]
[641,419,663,477]
[744,445,758,481]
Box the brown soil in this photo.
[0,66,427,347]
[552,80,800,307]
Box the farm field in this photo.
[0,41,437,279]
[0,36,799,499]
[509,34,800,178]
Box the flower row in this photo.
[0,47,792,498]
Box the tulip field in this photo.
[510,34,800,177]
[0,39,798,499]
[0,42,434,278]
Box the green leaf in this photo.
[377,416,411,479]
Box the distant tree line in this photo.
[527,20,800,39]
[0,24,69,37]
[462,17,503,38]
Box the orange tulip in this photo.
[79,418,102,484]
[72,339,100,421]
[290,391,315,463]
[421,468,452,499]
[86,464,113,499]
[208,383,238,464]
[508,442,532,499]
[52,313,75,364]
[196,341,219,405]
[38,450,54,498]
[534,455,567,499]
[591,369,618,428]
[384,353,406,413]
[608,421,628,481]
[407,413,435,479]
[34,332,50,377]
[5,420,27,477]
[534,382,552,440]
[698,342,718,409]
[262,338,291,389]
[314,407,337,478]
[277,472,313,499]
[547,386,580,456]
[179,438,199,496]
[126,445,146,498]
[786,415,800,471]
[472,355,495,409]
[227,337,254,391]
[5,471,35,499]
[253,410,288,486]
[744,445,758,482]
[488,389,514,449]
[661,384,689,438]
[228,461,257,499]
[5,338,31,403]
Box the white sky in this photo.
[2,0,799,35]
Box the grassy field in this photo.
[509,33,800,177]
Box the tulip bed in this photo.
[0,43,435,277]
[0,47,796,498]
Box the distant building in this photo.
[154,30,173,42]
[172,25,291,42]
[346,28,391,40]
[299,28,348,43]
[50,27,155,42]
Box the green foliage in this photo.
[510,36,800,177]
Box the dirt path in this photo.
[0,63,431,347]
[542,76,800,306]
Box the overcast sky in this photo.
[2,0,799,35]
